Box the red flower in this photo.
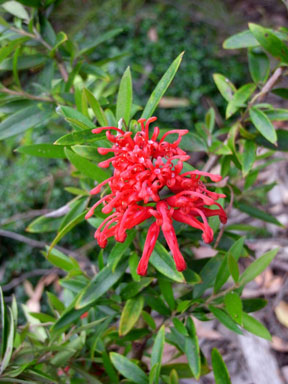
[86,117,227,275]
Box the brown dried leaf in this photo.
[275,301,288,328]
[159,97,190,108]
[271,336,288,352]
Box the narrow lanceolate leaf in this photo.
[239,248,279,286]
[242,140,256,176]
[0,106,51,140]
[116,66,133,125]
[238,202,283,226]
[84,88,108,126]
[76,261,127,308]
[55,129,106,145]
[48,211,87,255]
[208,306,243,335]
[149,241,184,283]
[226,83,256,119]
[248,49,270,83]
[249,107,277,144]
[184,318,201,379]
[141,52,184,119]
[211,348,231,384]
[119,296,144,336]
[65,148,110,182]
[224,292,243,325]
[0,288,7,359]
[151,325,165,384]
[223,30,259,49]
[110,352,148,384]
[0,308,15,374]
[16,144,66,159]
[78,28,123,56]
[242,312,272,340]
[249,23,288,63]
[213,74,236,102]
[214,237,244,293]
[56,106,95,130]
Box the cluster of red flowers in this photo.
[86,117,227,275]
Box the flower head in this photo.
[86,117,227,275]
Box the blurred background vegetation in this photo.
[0,0,284,310]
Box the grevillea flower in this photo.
[86,117,227,275]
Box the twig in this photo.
[0,209,51,226]
[0,229,78,257]
[214,185,234,248]
[1,268,65,291]
[0,85,55,102]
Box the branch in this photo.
[0,229,78,258]
[2,268,65,292]
[0,85,55,102]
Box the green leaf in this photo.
[0,288,7,359]
[0,308,14,374]
[208,306,243,335]
[211,348,231,384]
[265,108,288,121]
[224,292,243,325]
[55,129,105,145]
[214,238,244,293]
[142,310,156,330]
[0,55,46,70]
[84,88,108,126]
[184,318,201,379]
[169,369,179,384]
[0,38,28,64]
[2,1,29,19]
[57,106,95,130]
[223,30,259,49]
[16,143,66,159]
[116,66,133,125]
[239,248,279,286]
[242,298,267,313]
[158,279,175,310]
[72,144,108,162]
[48,211,87,254]
[78,28,123,56]
[194,254,223,298]
[110,352,148,384]
[249,23,288,63]
[272,88,288,99]
[226,83,256,118]
[121,278,153,300]
[149,241,184,283]
[26,214,62,233]
[237,202,283,226]
[249,107,277,144]
[65,148,110,181]
[255,126,288,152]
[248,49,270,83]
[49,31,67,57]
[242,312,271,340]
[228,253,240,283]
[151,325,165,384]
[46,247,80,272]
[76,261,127,308]
[205,107,215,133]
[242,140,256,176]
[108,230,135,272]
[0,106,51,140]
[141,52,184,119]
[213,74,236,102]
[119,296,144,336]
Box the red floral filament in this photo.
[86,117,227,275]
